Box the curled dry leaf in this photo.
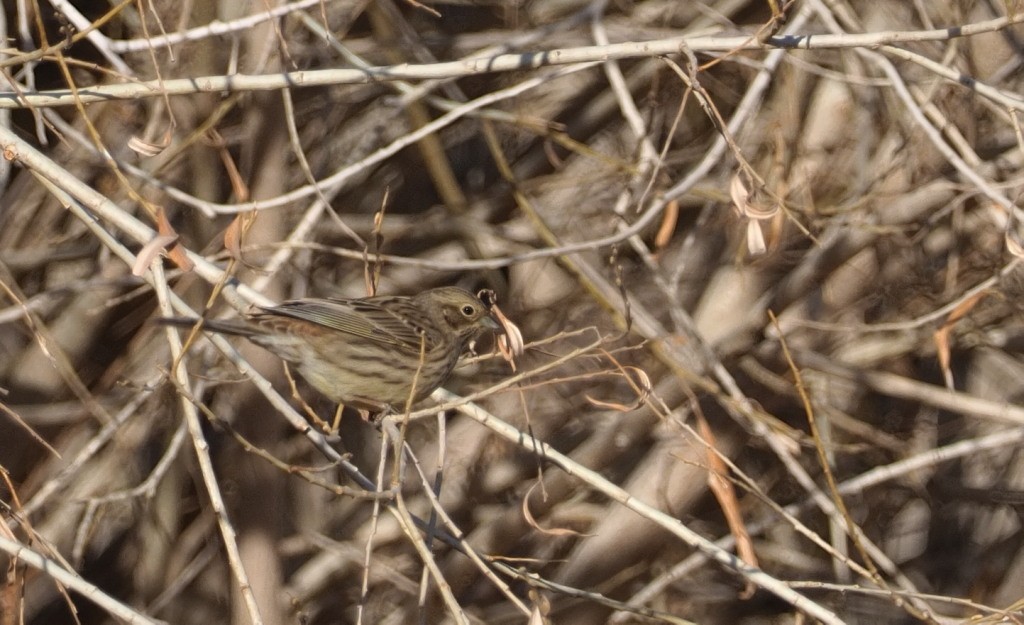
[933,290,988,391]
[477,289,524,370]
[495,313,524,369]
[745,220,767,256]
[127,136,163,157]
[584,395,635,411]
[132,234,178,276]
[730,172,779,256]
[155,207,194,272]
[528,605,545,625]
[584,366,651,411]
[206,128,250,202]
[695,409,758,599]
[654,199,679,254]
[522,481,592,537]
[127,129,173,157]
[224,210,257,264]
[528,590,551,625]
[1006,225,1024,259]
[933,322,954,391]
[729,172,750,214]
[987,204,1024,258]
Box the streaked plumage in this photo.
[163,287,500,412]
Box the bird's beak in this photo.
[482,315,501,331]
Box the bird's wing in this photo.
[256,297,428,349]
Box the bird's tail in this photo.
[157,316,259,338]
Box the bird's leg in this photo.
[330,403,344,433]
[346,398,392,423]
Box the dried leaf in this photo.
[132,233,178,276]
[934,324,954,390]
[746,221,767,256]
[478,289,524,370]
[654,199,679,251]
[696,410,758,598]
[127,128,173,157]
[543,139,563,168]
[224,210,256,263]
[584,366,651,411]
[522,482,591,537]
[496,312,524,363]
[730,172,750,210]
[730,171,779,256]
[207,129,249,202]
[365,195,388,297]
[584,395,635,411]
[155,207,194,272]
[528,590,550,625]
[127,136,164,157]
[1007,228,1024,258]
[933,290,987,390]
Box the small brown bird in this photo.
[163,287,501,413]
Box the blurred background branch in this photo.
[3,1,1024,624]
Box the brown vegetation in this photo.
[2,1,1024,624]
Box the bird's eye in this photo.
[461,305,476,316]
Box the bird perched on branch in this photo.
[161,287,503,413]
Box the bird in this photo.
[161,287,501,413]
